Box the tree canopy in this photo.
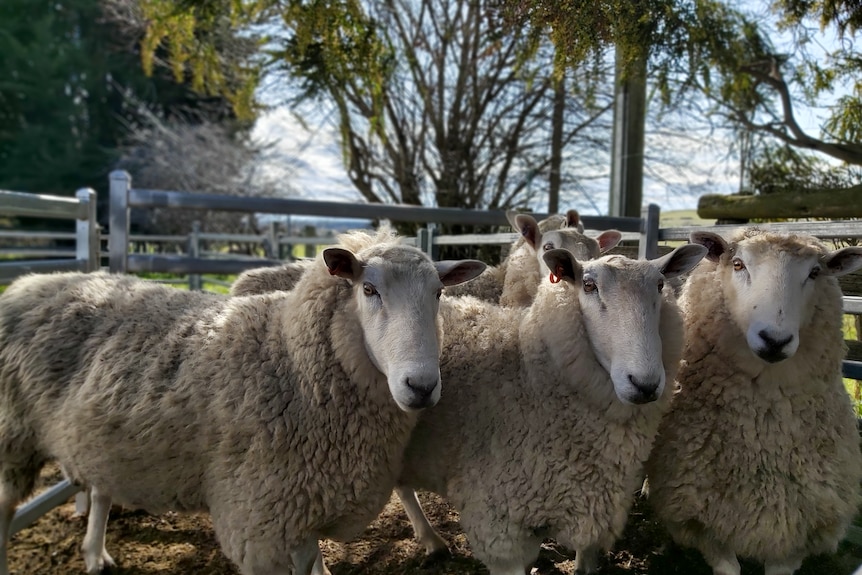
[0,0,243,199]
[137,0,862,208]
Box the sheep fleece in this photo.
[0,268,418,571]
[645,234,862,563]
[400,277,684,564]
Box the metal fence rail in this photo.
[0,188,98,532]
[0,188,99,285]
[4,174,862,550]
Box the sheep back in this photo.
[230,260,313,296]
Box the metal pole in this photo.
[609,52,647,218]
[75,188,99,272]
[638,203,660,260]
[188,221,202,291]
[109,171,131,273]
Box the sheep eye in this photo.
[543,242,554,251]
[362,282,378,296]
[583,279,597,293]
[732,258,746,272]
[657,280,664,293]
[808,266,821,280]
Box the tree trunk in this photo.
[548,75,564,214]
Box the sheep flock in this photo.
[1,218,861,575]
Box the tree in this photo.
[140,0,620,224]
[0,0,250,202]
[117,107,285,239]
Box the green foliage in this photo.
[0,0,241,200]
[747,144,860,195]
[140,0,265,119]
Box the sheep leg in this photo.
[290,538,322,575]
[573,544,599,574]
[310,547,331,575]
[394,486,450,557]
[0,455,43,575]
[699,541,740,575]
[0,496,13,575]
[764,557,803,575]
[80,486,115,575]
[486,558,530,575]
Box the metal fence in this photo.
[3,172,862,545]
[0,188,98,533]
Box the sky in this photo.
[251,99,741,216]
[249,5,841,217]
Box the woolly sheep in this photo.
[644,228,862,575]
[0,228,485,575]
[231,258,314,296]
[498,211,621,306]
[393,244,707,575]
[444,209,621,303]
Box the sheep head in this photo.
[324,245,485,411]
[513,212,622,265]
[691,229,862,364]
[543,244,706,405]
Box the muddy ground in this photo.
[7,467,862,575]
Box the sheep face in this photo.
[692,229,862,364]
[324,245,485,412]
[512,213,623,266]
[543,244,706,405]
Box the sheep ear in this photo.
[435,260,487,286]
[689,231,727,262]
[505,209,522,230]
[596,230,622,253]
[653,244,708,279]
[822,246,862,277]
[542,248,583,283]
[323,248,363,280]
[514,214,541,251]
[565,209,584,232]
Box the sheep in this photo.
[644,228,862,575]
[0,227,486,575]
[230,212,620,304]
[392,244,707,575]
[231,258,314,296]
[443,209,621,304]
[498,211,620,307]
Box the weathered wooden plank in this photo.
[698,187,862,220]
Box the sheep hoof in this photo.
[421,547,452,567]
[85,550,115,574]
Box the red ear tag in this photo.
[549,271,562,284]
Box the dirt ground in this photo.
[7,467,862,575]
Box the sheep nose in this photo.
[404,376,439,409]
[627,375,660,404]
[756,329,794,363]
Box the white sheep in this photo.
[392,244,706,575]
[230,258,314,296]
[0,227,486,575]
[498,211,621,306]
[645,228,862,575]
[443,209,621,304]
